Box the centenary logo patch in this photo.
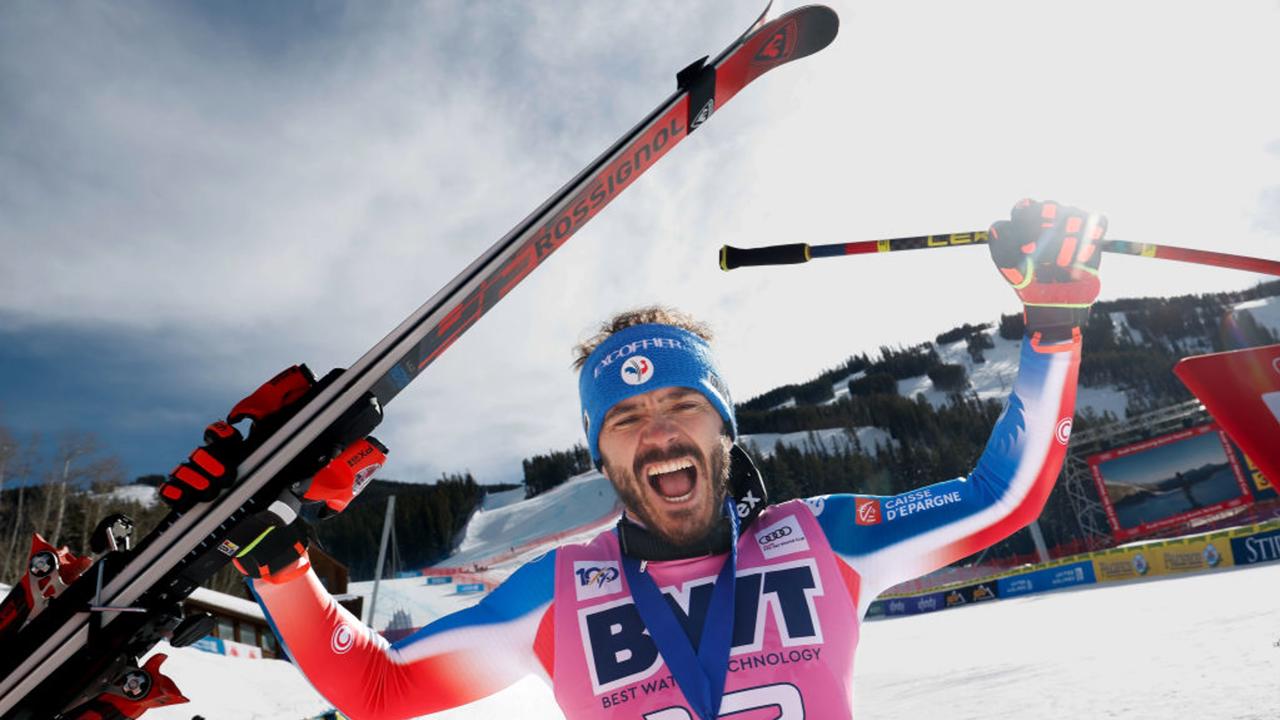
[754,515,808,559]
[621,356,654,385]
[855,497,881,526]
[574,561,623,601]
[1055,417,1073,445]
[331,624,355,655]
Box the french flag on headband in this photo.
[1174,344,1280,487]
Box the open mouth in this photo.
[645,457,698,503]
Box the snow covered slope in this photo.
[349,470,621,630]
[142,560,1280,719]
[449,470,619,567]
[895,325,1128,418]
[1234,295,1280,335]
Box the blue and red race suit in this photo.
[251,335,1080,718]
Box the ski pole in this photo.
[719,233,1280,277]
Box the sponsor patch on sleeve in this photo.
[573,561,623,601]
[855,497,881,526]
[754,515,809,559]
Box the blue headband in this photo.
[578,323,736,466]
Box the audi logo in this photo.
[758,526,793,544]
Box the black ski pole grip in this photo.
[719,243,812,271]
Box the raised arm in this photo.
[251,551,556,720]
[816,336,1079,601]
[813,199,1105,602]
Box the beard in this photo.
[604,436,732,548]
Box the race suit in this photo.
[251,336,1080,719]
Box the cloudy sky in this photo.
[2,0,1278,486]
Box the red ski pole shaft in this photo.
[719,232,1280,277]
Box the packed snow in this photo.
[447,470,620,568]
[894,326,1129,418]
[1234,295,1280,337]
[350,470,621,630]
[139,559,1280,719]
[103,482,160,507]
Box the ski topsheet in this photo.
[0,5,839,717]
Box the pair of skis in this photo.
[0,4,839,718]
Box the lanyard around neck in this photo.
[619,500,739,720]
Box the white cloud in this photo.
[4,0,1278,484]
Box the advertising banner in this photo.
[1230,526,1280,566]
[1175,344,1280,486]
[1088,424,1254,541]
[943,582,999,608]
[1232,449,1276,500]
[1148,536,1232,575]
[996,561,1095,598]
[456,583,486,594]
[192,636,224,655]
[425,576,453,586]
[881,592,947,617]
[191,635,263,659]
[1090,547,1155,582]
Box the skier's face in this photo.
[599,386,731,547]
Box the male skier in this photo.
[163,199,1106,718]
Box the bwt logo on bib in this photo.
[579,559,825,693]
[621,356,653,385]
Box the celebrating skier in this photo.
[163,198,1106,718]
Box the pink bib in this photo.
[552,500,861,719]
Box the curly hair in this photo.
[571,306,713,371]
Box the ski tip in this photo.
[742,4,839,77]
[786,5,839,60]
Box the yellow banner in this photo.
[1148,535,1234,574]
[1092,533,1235,581]
[1091,546,1156,582]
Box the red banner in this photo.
[1175,344,1280,486]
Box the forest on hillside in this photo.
[0,428,514,589]
[4,281,1277,592]
[523,280,1280,561]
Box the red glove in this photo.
[160,365,317,511]
[989,198,1106,344]
[161,364,388,583]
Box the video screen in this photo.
[1089,425,1253,539]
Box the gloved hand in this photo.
[231,518,314,584]
[160,365,318,510]
[231,431,386,584]
[161,364,388,583]
[989,198,1107,344]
